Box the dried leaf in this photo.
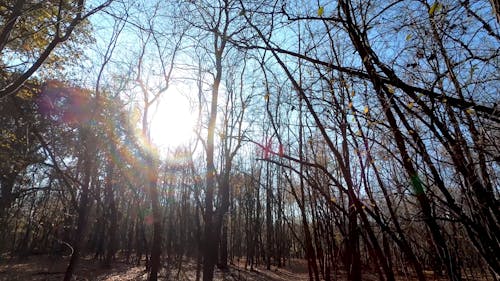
[429,1,442,16]
[469,66,477,79]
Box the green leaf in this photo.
[410,175,425,195]
[317,6,324,17]
[405,34,412,41]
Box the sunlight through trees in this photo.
[0,1,499,281]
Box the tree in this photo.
[0,1,498,280]
[0,0,112,99]
[0,83,45,223]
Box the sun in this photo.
[150,86,197,150]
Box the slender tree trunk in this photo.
[220,213,229,268]
[297,98,320,281]
[64,128,94,281]
[265,160,273,270]
[0,172,17,228]
[346,195,362,281]
[147,155,161,281]
[202,34,224,281]
[104,154,117,268]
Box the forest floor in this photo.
[0,255,475,281]
[0,256,321,281]
[0,255,311,281]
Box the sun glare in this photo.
[150,86,197,150]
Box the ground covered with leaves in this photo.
[0,256,309,281]
[0,256,477,281]
[0,256,354,281]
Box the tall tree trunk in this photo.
[265,160,273,270]
[218,168,231,269]
[146,154,161,281]
[219,213,229,268]
[297,97,320,281]
[346,196,362,281]
[104,153,117,268]
[64,128,94,281]
[202,32,224,281]
[137,113,162,281]
[0,172,17,227]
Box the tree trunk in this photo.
[147,155,161,281]
[104,154,117,268]
[265,161,273,270]
[64,128,94,281]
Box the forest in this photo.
[0,0,499,280]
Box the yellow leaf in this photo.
[466,108,474,114]
[348,102,353,109]
[429,1,442,16]
[264,93,269,101]
[408,102,414,109]
[387,86,395,94]
[351,91,355,97]
[405,34,412,41]
[317,6,324,17]
[429,2,437,16]
[364,106,369,114]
